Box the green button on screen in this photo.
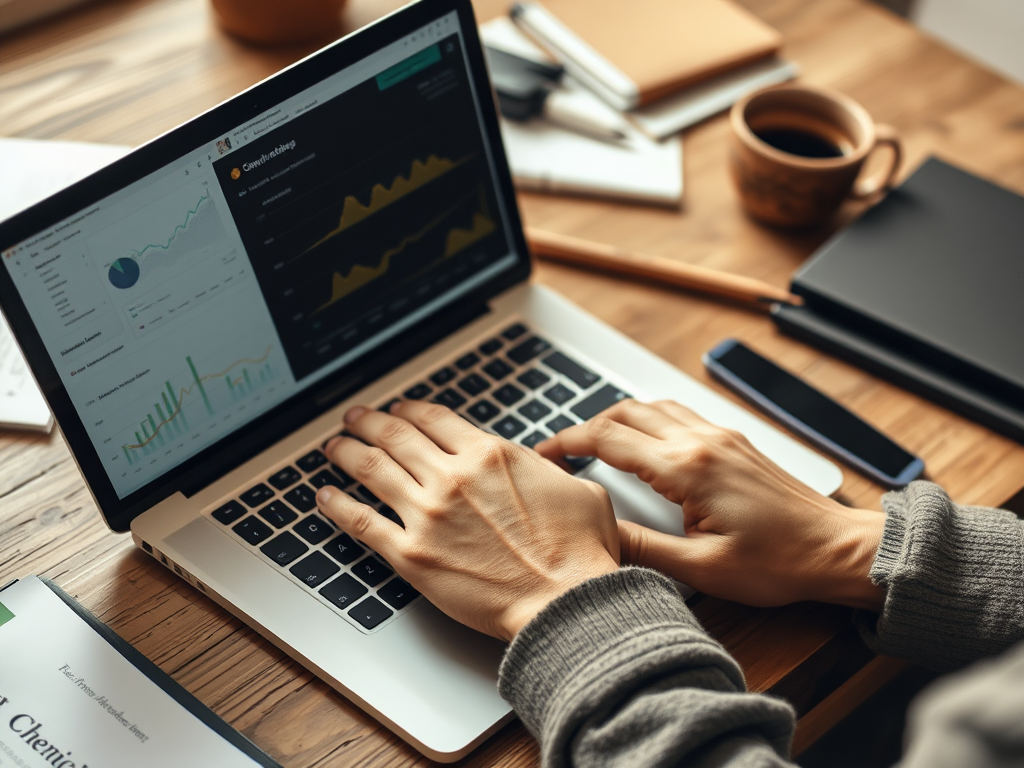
[0,602,13,628]
[376,44,442,91]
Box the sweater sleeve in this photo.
[498,567,797,768]
[859,481,1024,670]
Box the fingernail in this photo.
[324,436,342,453]
[389,400,402,414]
[317,487,332,505]
[344,405,367,423]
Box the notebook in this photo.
[480,17,683,206]
[511,0,782,110]
[773,157,1024,442]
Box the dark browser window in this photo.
[214,35,509,381]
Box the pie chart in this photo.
[109,257,140,289]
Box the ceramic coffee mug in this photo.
[211,0,347,45]
[729,85,901,228]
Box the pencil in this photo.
[525,227,803,308]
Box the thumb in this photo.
[617,519,715,585]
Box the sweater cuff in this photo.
[857,481,1024,669]
[498,567,742,738]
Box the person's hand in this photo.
[315,400,619,641]
[536,400,885,611]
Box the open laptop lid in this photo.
[0,0,530,532]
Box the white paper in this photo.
[0,576,263,768]
[480,19,682,207]
[0,138,130,432]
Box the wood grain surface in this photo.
[2,0,1024,765]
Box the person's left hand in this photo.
[316,400,620,641]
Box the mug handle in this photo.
[852,124,902,200]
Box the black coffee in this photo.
[753,127,845,159]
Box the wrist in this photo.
[816,507,887,611]
[497,559,619,641]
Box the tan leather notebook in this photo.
[512,0,782,109]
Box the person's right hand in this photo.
[536,399,886,611]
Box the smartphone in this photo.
[703,339,925,488]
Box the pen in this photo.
[525,227,803,307]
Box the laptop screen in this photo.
[0,6,518,502]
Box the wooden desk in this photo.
[2,0,1023,764]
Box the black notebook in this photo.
[773,157,1024,442]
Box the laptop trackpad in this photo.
[581,461,686,537]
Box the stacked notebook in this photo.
[511,0,796,138]
[773,158,1024,442]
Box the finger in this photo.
[317,485,404,560]
[592,399,684,439]
[535,416,660,476]
[325,434,421,509]
[342,405,448,484]
[647,400,709,429]
[390,399,488,454]
[617,519,717,584]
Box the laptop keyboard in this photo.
[205,320,631,633]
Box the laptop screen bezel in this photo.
[0,0,531,533]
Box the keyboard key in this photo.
[378,505,404,528]
[544,383,577,405]
[355,485,380,505]
[518,399,553,422]
[565,455,597,473]
[482,358,514,381]
[403,382,432,400]
[258,500,298,529]
[211,500,246,525]
[494,383,525,406]
[283,483,317,513]
[289,551,340,588]
[546,415,577,434]
[233,516,273,545]
[493,415,527,439]
[324,533,365,565]
[296,450,329,473]
[294,514,334,544]
[260,531,308,566]
[479,338,504,355]
[502,322,528,340]
[455,352,480,370]
[240,483,275,508]
[458,373,490,396]
[348,596,394,630]
[430,367,457,385]
[521,431,549,449]
[378,577,420,610]
[268,466,301,491]
[468,400,501,423]
[571,384,632,421]
[308,468,346,490]
[508,336,552,365]
[352,555,393,587]
[517,369,551,389]
[433,388,467,408]
[542,351,601,389]
[320,572,368,609]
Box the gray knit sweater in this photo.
[498,481,1024,767]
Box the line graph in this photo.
[301,154,471,256]
[88,181,228,290]
[120,345,274,464]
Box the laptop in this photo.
[0,0,842,760]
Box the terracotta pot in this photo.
[211,0,348,46]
